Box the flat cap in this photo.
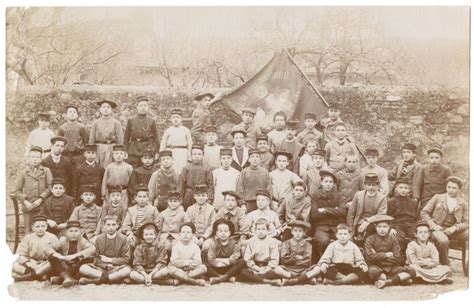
[66,220,81,229]
[230,129,247,137]
[193,184,208,194]
[364,173,380,184]
[30,146,43,154]
[84,144,97,151]
[52,178,66,186]
[222,190,240,200]
[427,147,443,156]
[159,150,172,158]
[108,185,123,193]
[304,113,317,120]
[220,148,233,156]
[112,144,127,152]
[256,190,270,199]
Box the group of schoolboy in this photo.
[12,92,466,289]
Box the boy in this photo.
[179,144,214,209]
[303,149,328,202]
[256,134,274,171]
[420,176,468,265]
[231,107,261,149]
[185,184,216,246]
[212,148,241,211]
[191,92,214,144]
[242,190,281,238]
[216,191,246,235]
[148,150,179,212]
[310,170,346,256]
[296,113,324,148]
[69,184,102,241]
[122,184,160,246]
[24,112,55,160]
[388,143,421,197]
[299,139,319,178]
[230,130,250,172]
[267,111,287,153]
[40,178,75,236]
[89,99,124,168]
[236,149,272,212]
[71,144,104,206]
[306,223,368,285]
[167,222,207,286]
[336,154,364,206]
[57,104,89,167]
[240,218,282,286]
[124,96,160,168]
[346,173,387,240]
[274,220,314,286]
[387,177,419,251]
[273,120,304,173]
[130,222,171,285]
[364,215,416,289]
[360,148,389,196]
[160,108,193,176]
[206,219,247,284]
[319,107,344,143]
[157,191,187,249]
[128,148,158,200]
[203,125,222,170]
[11,215,58,281]
[324,123,358,172]
[96,185,128,235]
[101,144,133,206]
[41,136,74,195]
[277,182,311,234]
[406,221,452,284]
[413,147,452,207]
[48,221,96,288]
[14,146,53,233]
[269,151,302,210]
[79,214,131,285]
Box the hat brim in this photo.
[195,93,215,101]
[97,101,118,108]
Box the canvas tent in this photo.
[211,48,330,128]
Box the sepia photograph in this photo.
[4,4,470,301]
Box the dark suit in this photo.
[71,161,105,205]
[41,155,74,195]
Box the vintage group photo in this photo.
[4,6,470,300]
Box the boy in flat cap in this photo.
[160,108,193,176]
[215,191,246,235]
[236,149,272,213]
[122,184,160,246]
[24,112,55,160]
[57,105,89,168]
[413,147,452,207]
[212,148,241,211]
[230,130,250,171]
[69,184,102,241]
[179,144,214,209]
[296,113,324,148]
[203,125,223,170]
[79,214,131,285]
[319,107,345,144]
[96,185,128,235]
[270,151,302,210]
[89,99,124,168]
[256,134,274,171]
[242,190,281,238]
[231,107,262,149]
[303,148,328,202]
[275,220,314,286]
[364,215,416,289]
[71,144,104,205]
[128,148,158,200]
[421,176,468,265]
[48,221,96,288]
[277,181,311,240]
[14,146,53,233]
[130,222,171,285]
[324,123,358,172]
[185,184,216,247]
[148,150,179,212]
[336,154,364,206]
[41,136,74,195]
[406,221,452,284]
[346,173,387,242]
[206,219,246,285]
[192,92,214,144]
[12,215,58,281]
[167,222,207,286]
[101,144,133,206]
[267,111,288,153]
[124,96,160,168]
[310,170,347,257]
[273,120,304,173]
[306,223,368,285]
[40,178,75,236]
[157,191,187,250]
[360,148,389,196]
[388,143,421,197]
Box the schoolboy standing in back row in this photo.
[231,107,261,149]
[41,136,74,195]
[57,105,89,167]
[24,112,55,160]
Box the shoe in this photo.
[282,278,299,286]
[210,275,227,285]
[12,272,35,282]
[379,274,387,281]
[309,278,318,285]
[155,278,177,286]
[228,277,236,283]
[264,279,282,287]
[50,276,63,285]
[194,279,206,287]
[123,277,135,285]
[79,277,100,285]
[375,280,387,289]
[440,278,453,285]
[62,278,78,288]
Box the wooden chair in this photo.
[8,194,24,254]
[449,239,469,277]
